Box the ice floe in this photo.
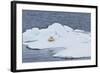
[23,23,91,58]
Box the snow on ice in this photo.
[23,23,91,58]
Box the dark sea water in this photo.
[22,45,91,63]
[22,10,91,32]
[22,10,91,63]
[22,45,66,62]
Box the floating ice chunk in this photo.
[53,40,91,58]
[53,30,91,58]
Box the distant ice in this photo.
[23,23,91,58]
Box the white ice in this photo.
[23,23,91,58]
